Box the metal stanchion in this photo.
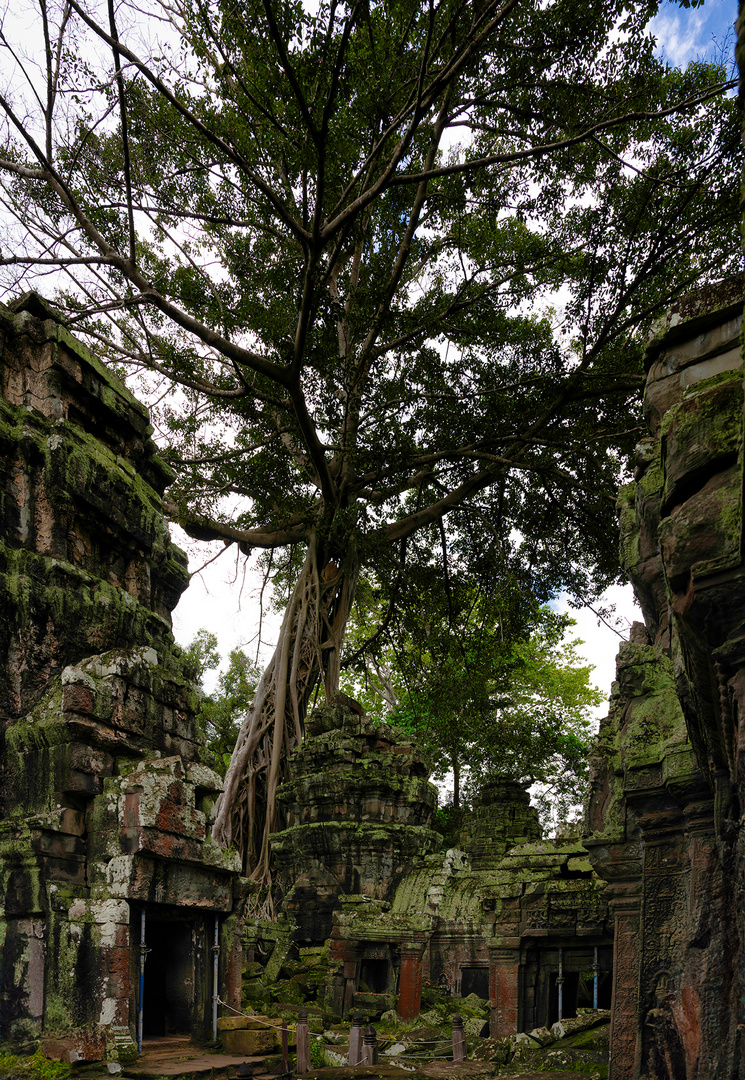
[212,916,220,1044]
[137,910,150,1054]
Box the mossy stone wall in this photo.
[585,280,745,1080]
[0,297,245,1063]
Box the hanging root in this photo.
[212,541,358,904]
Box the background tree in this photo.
[0,0,739,891]
[185,631,261,775]
[342,535,603,824]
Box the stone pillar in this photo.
[490,945,520,1038]
[221,910,246,1012]
[362,1026,378,1065]
[607,884,642,1080]
[451,1015,465,1061]
[296,1011,310,1074]
[397,942,424,1020]
[342,946,358,1016]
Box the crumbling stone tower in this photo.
[271,701,442,944]
[0,295,244,1065]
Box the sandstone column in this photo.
[397,941,425,1020]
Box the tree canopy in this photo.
[0,0,740,888]
[342,539,604,825]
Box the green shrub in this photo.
[309,1038,326,1069]
[30,1050,71,1080]
[0,1050,71,1080]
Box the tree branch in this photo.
[163,498,311,548]
[389,80,738,185]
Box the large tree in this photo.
[0,0,739,888]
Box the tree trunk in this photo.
[211,532,359,906]
[452,750,460,810]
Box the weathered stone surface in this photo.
[0,297,245,1060]
[272,704,441,944]
[220,1027,277,1055]
[319,780,610,1030]
[40,1030,107,1064]
[217,1014,275,1031]
[585,278,745,1080]
[457,780,541,870]
[0,298,189,719]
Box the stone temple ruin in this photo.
[257,708,612,1030]
[0,294,245,1063]
[586,277,745,1079]
[0,278,744,1080]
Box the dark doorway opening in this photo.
[525,946,613,1030]
[461,967,489,999]
[547,970,580,1027]
[576,969,612,1010]
[359,958,389,994]
[141,916,194,1037]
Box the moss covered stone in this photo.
[585,284,745,1080]
[0,300,245,1060]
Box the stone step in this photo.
[138,1036,193,1054]
[122,1049,282,1080]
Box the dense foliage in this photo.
[342,544,604,825]
[184,630,260,774]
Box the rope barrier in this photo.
[386,1051,450,1060]
[388,1038,452,1045]
[216,997,461,1063]
[216,998,325,1041]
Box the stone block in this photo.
[353,992,396,1018]
[41,1029,107,1064]
[221,1027,277,1055]
[218,1013,275,1031]
[62,683,95,715]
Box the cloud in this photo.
[648,0,737,69]
[649,7,708,67]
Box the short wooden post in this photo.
[281,1021,289,1074]
[362,1026,378,1065]
[296,1010,310,1074]
[348,1011,364,1066]
[452,1014,465,1061]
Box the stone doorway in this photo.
[460,966,489,999]
[359,957,390,995]
[546,970,579,1027]
[526,946,613,1029]
[133,907,209,1040]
